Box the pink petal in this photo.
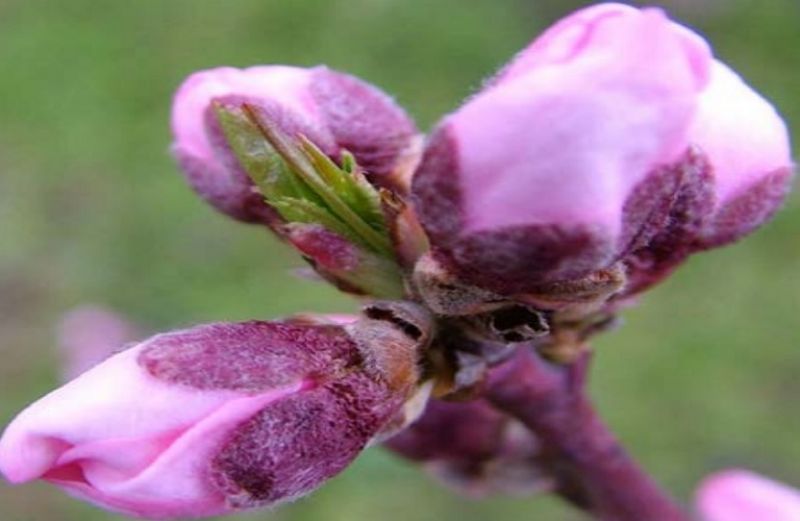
[495,3,710,89]
[0,333,303,519]
[171,66,317,161]
[495,3,636,83]
[687,60,792,208]
[456,9,708,236]
[51,390,299,519]
[697,470,800,521]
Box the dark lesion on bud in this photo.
[486,306,550,343]
[448,304,551,348]
[423,320,520,400]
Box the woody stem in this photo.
[485,347,690,521]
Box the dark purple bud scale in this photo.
[309,67,419,186]
[619,148,715,295]
[137,320,418,509]
[138,321,361,392]
[212,374,398,508]
[700,166,793,248]
[173,149,282,226]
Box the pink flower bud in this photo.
[385,398,548,497]
[696,470,800,521]
[171,65,418,224]
[386,399,508,463]
[412,3,792,296]
[0,319,421,519]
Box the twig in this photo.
[485,347,690,521]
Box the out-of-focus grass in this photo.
[0,1,797,520]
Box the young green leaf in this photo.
[212,102,320,204]
[242,104,394,256]
[269,197,361,246]
[298,136,386,231]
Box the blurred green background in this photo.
[0,0,798,520]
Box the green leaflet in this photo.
[212,100,406,299]
[298,137,386,231]
[212,101,394,257]
[243,104,393,256]
[338,248,406,299]
[268,197,363,246]
[212,102,321,205]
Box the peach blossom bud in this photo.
[0,318,423,519]
[696,470,800,521]
[411,3,791,297]
[171,65,417,224]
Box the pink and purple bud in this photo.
[696,470,800,521]
[171,65,418,225]
[385,398,548,497]
[0,317,424,519]
[411,3,792,297]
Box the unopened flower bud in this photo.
[696,470,800,521]
[385,398,549,497]
[171,65,418,224]
[0,317,425,519]
[411,3,792,297]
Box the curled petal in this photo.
[689,62,791,208]
[495,3,710,88]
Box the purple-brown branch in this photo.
[485,347,690,521]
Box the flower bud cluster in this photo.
[0,3,793,520]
